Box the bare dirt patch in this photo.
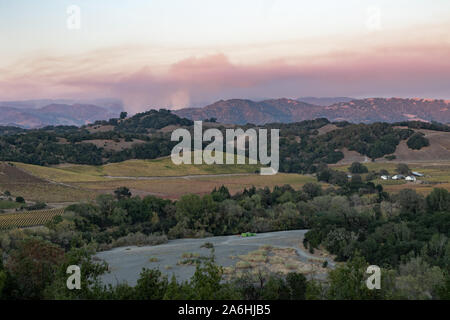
[335,148,369,165]
[317,124,339,136]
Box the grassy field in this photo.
[12,162,107,183]
[13,155,260,182]
[73,173,318,200]
[6,158,450,202]
[0,199,21,210]
[0,182,97,203]
[0,162,97,202]
[332,161,450,195]
[6,159,314,201]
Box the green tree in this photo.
[15,196,25,203]
[134,268,168,300]
[349,162,368,174]
[119,111,128,119]
[395,189,426,216]
[327,254,382,300]
[5,238,65,299]
[286,272,307,300]
[426,188,450,212]
[163,275,186,300]
[396,163,410,175]
[394,257,444,299]
[114,186,132,200]
[437,272,450,300]
[44,246,109,299]
[407,132,429,150]
[261,275,290,300]
[302,183,322,199]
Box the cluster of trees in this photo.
[0,181,449,299]
[274,120,421,174]
[0,110,189,165]
[407,132,430,150]
[394,120,450,133]
[114,109,193,133]
[0,113,440,170]
[349,162,368,174]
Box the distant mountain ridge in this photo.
[297,97,354,106]
[0,102,122,128]
[174,97,450,125]
[174,98,317,125]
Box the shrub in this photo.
[99,233,168,250]
[26,202,47,211]
[200,242,214,249]
[236,261,252,269]
[15,196,25,203]
[181,252,200,259]
[385,155,396,161]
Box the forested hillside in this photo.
[0,110,445,170]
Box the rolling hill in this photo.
[174,97,450,125]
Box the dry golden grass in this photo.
[13,153,260,181]
[0,182,97,202]
[74,173,317,199]
[226,246,327,278]
[0,162,97,202]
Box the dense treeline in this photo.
[276,121,415,174]
[0,179,449,299]
[393,120,450,132]
[0,111,442,169]
[0,110,189,165]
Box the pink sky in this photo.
[1,1,449,112]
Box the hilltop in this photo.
[174,97,450,125]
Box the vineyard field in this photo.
[0,208,65,230]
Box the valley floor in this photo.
[1,160,316,202]
[2,159,450,204]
